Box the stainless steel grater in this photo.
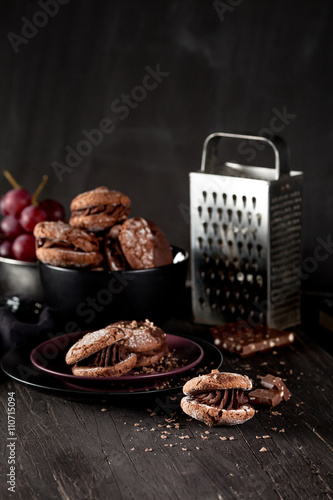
[190,132,303,330]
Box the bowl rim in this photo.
[0,255,37,267]
[38,245,189,275]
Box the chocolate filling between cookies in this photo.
[193,389,249,410]
[77,342,127,368]
[36,238,89,252]
[72,204,130,218]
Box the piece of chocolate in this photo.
[248,388,283,407]
[260,374,291,401]
[210,322,295,357]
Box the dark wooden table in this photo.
[1,315,333,500]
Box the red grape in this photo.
[19,205,47,232]
[12,234,36,262]
[0,214,23,238]
[0,188,31,216]
[39,199,66,221]
[0,240,13,258]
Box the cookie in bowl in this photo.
[69,186,131,232]
[181,370,255,426]
[34,221,104,269]
[118,217,173,269]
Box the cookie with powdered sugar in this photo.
[181,370,255,426]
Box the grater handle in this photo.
[201,132,290,179]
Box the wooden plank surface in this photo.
[1,322,333,500]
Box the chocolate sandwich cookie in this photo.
[181,370,255,426]
[104,224,127,271]
[69,186,131,232]
[34,221,104,269]
[134,342,169,368]
[113,319,167,353]
[118,217,173,269]
[65,325,136,377]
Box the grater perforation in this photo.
[190,132,303,329]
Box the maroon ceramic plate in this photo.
[30,332,204,385]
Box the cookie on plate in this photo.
[113,319,167,352]
[65,325,136,377]
[112,319,169,368]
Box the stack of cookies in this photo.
[34,186,173,271]
[65,319,169,377]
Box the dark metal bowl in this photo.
[38,246,189,329]
[0,256,44,301]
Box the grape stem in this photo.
[31,175,48,206]
[3,170,21,189]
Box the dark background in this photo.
[0,0,332,293]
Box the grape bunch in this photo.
[0,171,65,262]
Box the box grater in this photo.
[190,132,303,330]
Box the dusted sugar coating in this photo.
[118,217,173,269]
[34,221,101,252]
[183,370,253,395]
[65,326,126,365]
[211,322,295,357]
[113,319,167,353]
[180,397,255,426]
[180,370,255,426]
[69,186,131,232]
[34,221,104,269]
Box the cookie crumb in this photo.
[101,408,107,412]
[263,435,270,439]
[219,437,227,441]
[161,435,167,440]
[259,447,267,452]
[145,448,153,452]
[279,428,285,433]
[229,436,235,441]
